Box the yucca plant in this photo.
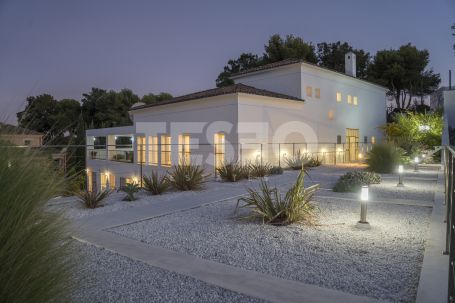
[216,162,249,182]
[119,183,140,201]
[249,162,272,178]
[0,143,75,302]
[143,171,170,195]
[168,163,208,190]
[76,189,111,208]
[236,169,319,225]
[284,150,311,170]
[270,166,284,175]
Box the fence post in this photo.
[278,143,281,167]
[293,143,295,157]
[260,143,263,166]
[445,151,452,255]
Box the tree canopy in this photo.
[367,44,440,109]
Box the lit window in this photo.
[87,171,93,192]
[178,134,191,165]
[336,92,342,102]
[148,136,158,165]
[328,110,334,120]
[353,96,358,105]
[306,86,312,97]
[101,172,115,191]
[371,136,376,144]
[137,136,146,164]
[161,135,172,167]
[347,95,352,104]
[214,133,225,169]
[315,88,320,99]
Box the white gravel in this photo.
[110,197,431,303]
[71,240,267,303]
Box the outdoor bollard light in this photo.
[397,165,404,187]
[356,185,371,229]
[414,157,419,172]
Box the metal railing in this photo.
[445,146,455,302]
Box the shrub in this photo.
[169,164,208,190]
[0,144,75,302]
[249,162,272,178]
[119,183,140,201]
[283,150,322,170]
[143,172,170,194]
[304,157,322,168]
[62,170,86,196]
[236,169,319,225]
[333,171,381,192]
[216,162,249,182]
[366,143,402,173]
[76,189,111,208]
[270,166,284,175]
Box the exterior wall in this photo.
[0,134,43,147]
[234,63,387,145]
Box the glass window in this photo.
[214,133,225,169]
[148,136,158,165]
[336,92,342,102]
[315,88,320,99]
[353,96,358,105]
[306,86,312,97]
[178,134,191,165]
[137,136,146,164]
[161,135,172,167]
[23,139,32,146]
[347,95,352,104]
[101,172,115,191]
[371,136,376,144]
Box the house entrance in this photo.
[346,128,359,162]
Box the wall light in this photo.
[358,153,363,159]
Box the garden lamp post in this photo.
[414,157,419,172]
[397,165,404,187]
[356,186,371,229]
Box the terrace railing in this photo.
[445,146,455,302]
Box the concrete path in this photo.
[68,165,440,303]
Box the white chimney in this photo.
[345,51,356,77]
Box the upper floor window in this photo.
[353,96,358,106]
[371,136,376,144]
[315,88,321,99]
[306,86,312,97]
[336,92,342,102]
[347,95,352,104]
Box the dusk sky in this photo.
[0,0,454,124]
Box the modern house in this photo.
[86,53,387,191]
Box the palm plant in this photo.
[168,163,208,191]
[119,183,140,201]
[0,143,75,302]
[143,171,170,195]
[236,169,319,225]
[76,189,111,208]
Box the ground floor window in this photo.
[346,128,359,162]
[161,135,171,166]
[178,134,191,165]
[101,172,115,191]
[148,136,158,165]
[214,133,225,169]
[137,136,146,164]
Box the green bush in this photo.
[366,143,402,173]
[304,157,322,168]
[76,189,111,208]
[119,183,140,201]
[249,162,272,178]
[284,150,321,170]
[0,145,75,302]
[216,162,249,182]
[169,164,208,190]
[236,169,319,225]
[333,171,381,192]
[143,172,170,194]
[270,166,284,175]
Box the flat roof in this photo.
[130,83,304,111]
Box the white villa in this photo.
[86,53,387,191]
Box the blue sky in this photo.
[0,0,454,124]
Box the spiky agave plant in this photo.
[248,162,272,178]
[143,171,169,195]
[216,162,249,182]
[283,150,311,170]
[236,169,319,225]
[168,163,208,191]
[76,189,111,208]
[0,142,75,302]
[119,183,140,201]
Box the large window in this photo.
[315,88,320,99]
[137,136,146,164]
[178,134,191,165]
[353,96,358,106]
[148,136,158,165]
[161,135,172,167]
[214,133,225,169]
[306,86,312,97]
[101,171,115,191]
[347,95,353,104]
